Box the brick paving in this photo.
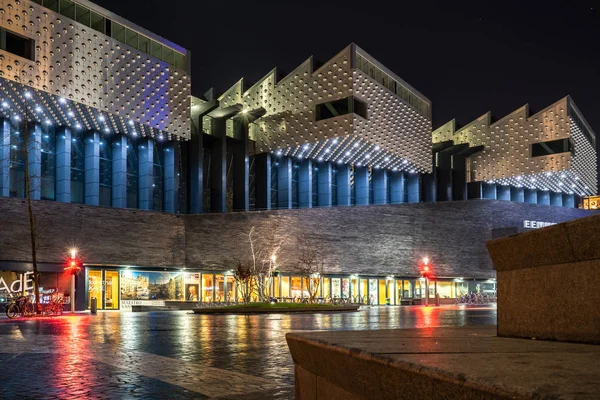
[0,306,496,399]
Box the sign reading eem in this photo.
[0,272,34,295]
[523,220,557,229]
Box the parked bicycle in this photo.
[5,294,34,319]
[43,294,64,316]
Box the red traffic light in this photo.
[64,257,82,274]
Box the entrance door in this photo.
[87,269,120,310]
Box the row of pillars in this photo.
[255,156,421,210]
[477,183,575,208]
[0,121,179,212]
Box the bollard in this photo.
[435,293,440,306]
[386,298,390,306]
[90,297,97,314]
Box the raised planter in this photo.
[192,304,360,314]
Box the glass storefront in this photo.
[80,266,496,310]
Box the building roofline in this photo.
[354,43,431,105]
[72,0,187,54]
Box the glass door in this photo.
[87,269,120,310]
[104,271,120,310]
[88,270,102,309]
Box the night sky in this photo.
[93,1,599,153]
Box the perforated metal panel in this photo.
[212,44,433,174]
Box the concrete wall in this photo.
[0,196,593,278]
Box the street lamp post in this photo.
[421,257,430,307]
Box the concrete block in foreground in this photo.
[286,326,600,399]
[487,214,600,344]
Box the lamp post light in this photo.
[69,248,78,313]
[421,257,430,307]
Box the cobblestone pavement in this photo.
[0,305,496,399]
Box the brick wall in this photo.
[185,201,593,279]
[0,197,185,268]
[0,196,593,278]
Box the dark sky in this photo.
[93,0,599,132]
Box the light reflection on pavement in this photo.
[0,305,496,399]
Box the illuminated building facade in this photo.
[0,0,190,210]
[432,97,597,207]
[0,2,597,311]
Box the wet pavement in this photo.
[0,305,496,399]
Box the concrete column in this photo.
[55,127,71,203]
[111,134,127,208]
[510,187,524,203]
[421,173,436,202]
[562,193,575,208]
[211,119,227,213]
[497,185,511,201]
[277,156,292,209]
[482,183,497,200]
[83,131,100,206]
[189,129,203,214]
[164,142,176,213]
[550,192,563,207]
[467,182,482,200]
[317,162,332,207]
[354,166,369,205]
[254,153,271,210]
[407,173,420,203]
[232,122,249,212]
[298,159,312,208]
[372,169,388,205]
[0,119,10,197]
[525,189,537,204]
[537,190,550,206]
[138,138,154,211]
[27,123,42,201]
[336,164,351,206]
[390,171,405,204]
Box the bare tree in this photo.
[294,235,326,303]
[1,84,44,313]
[232,259,252,304]
[236,221,286,302]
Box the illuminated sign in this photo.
[581,196,600,210]
[0,272,34,294]
[523,220,557,229]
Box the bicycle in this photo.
[43,294,64,316]
[5,294,34,319]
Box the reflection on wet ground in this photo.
[0,305,496,399]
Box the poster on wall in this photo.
[120,271,191,303]
[331,278,341,298]
[341,279,349,299]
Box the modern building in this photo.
[0,0,597,311]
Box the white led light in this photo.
[35,106,42,113]
[24,91,32,99]
[1,102,8,108]
[58,97,67,104]
[98,115,105,122]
